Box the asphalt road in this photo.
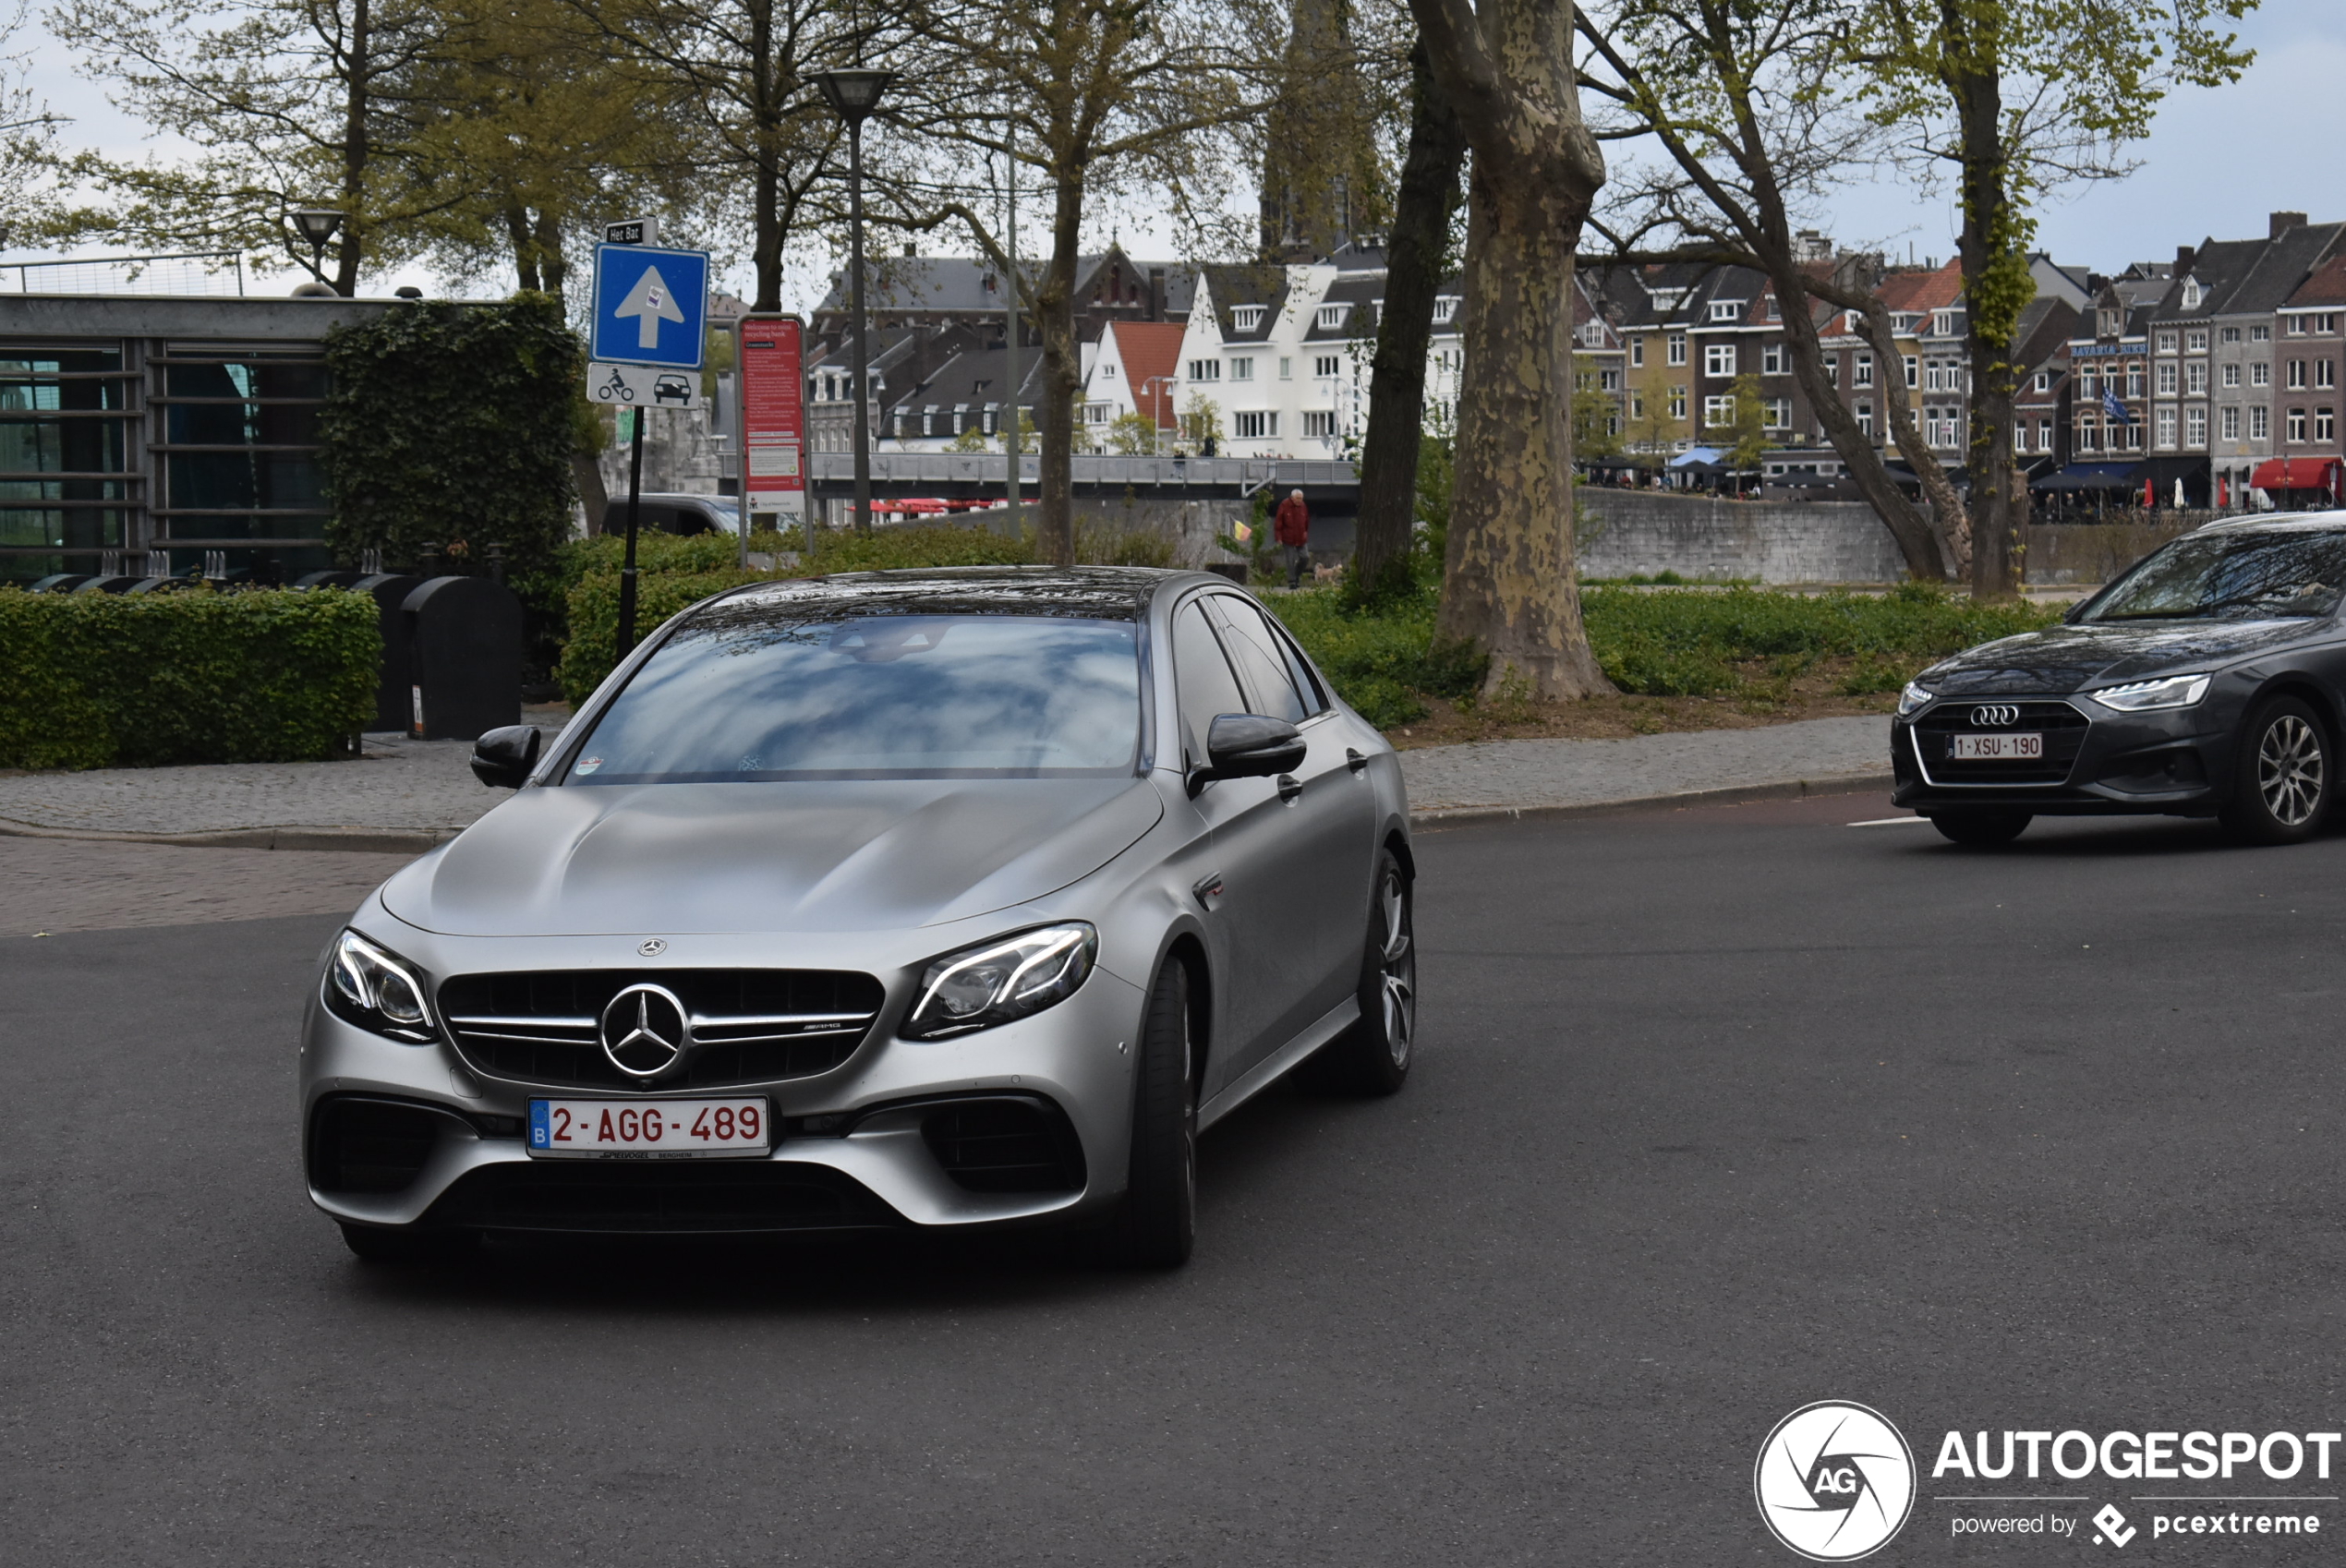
[7,797,2346,1565]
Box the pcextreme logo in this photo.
[1755,1401,1918,1562]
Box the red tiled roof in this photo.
[1109,321,1187,428]
[2286,253,2346,308]
[1876,258,1965,314]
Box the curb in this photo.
[0,819,460,855]
[1408,770,1894,829]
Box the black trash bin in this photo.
[352,573,424,732]
[296,570,369,590]
[72,575,143,594]
[27,574,94,593]
[402,575,522,742]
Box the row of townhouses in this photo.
[799,211,2346,506]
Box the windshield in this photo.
[567,610,1142,783]
[2079,531,2346,622]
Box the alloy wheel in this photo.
[1377,871,1416,1068]
[2257,715,2325,826]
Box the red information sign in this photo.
[737,316,805,524]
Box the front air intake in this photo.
[921,1095,1086,1193]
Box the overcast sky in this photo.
[11,0,2342,307]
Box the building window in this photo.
[1762,344,1784,375]
[1233,410,1276,439]
[2220,326,2241,344]
[2156,362,2177,395]
[2186,362,2207,394]
[1629,392,1645,418]
[2220,363,2241,389]
[2013,421,2028,453]
[2253,362,2270,387]
[2079,368,2098,396]
[1314,304,1350,331]
[2289,407,2308,442]
[2187,329,2208,353]
[1277,357,1291,380]
[1230,306,1264,332]
[2034,369,2051,392]
[1433,297,1458,325]
[1667,334,1687,366]
[2157,332,2178,354]
[1765,398,1790,428]
[2251,405,2268,440]
[1188,359,1219,381]
[2287,360,2307,389]
[982,404,998,435]
[2128,367,2144,397]
[2321,408,2339,444]
[1854,353,1874,388]
[1824,357,1839,387]
[1669,386,1687,420]
[2322,314,2342,335]
[1313,354,1339,378]
[1855,400,1873,437]
[1600,368,1622,392]
[1892,312,1919,332]
[2186,405,2207,446]
[1710,300,1740,321]
[2289,316,2308,336]
[2320,361,2337,390]
[1703,394,1735,428]
[1301,410,1336,439]
[2220,405,2239,441]
[2155,406,2177,449]
[2078,418,2099,452]
[2037,417,2052,450]
[1903,355,1918,388]
[2254,324,2270,342]
[1704,344,1735,377]
[1630,337,1645,367]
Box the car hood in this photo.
[1920,619,2315,694]
[381,777,1166,937]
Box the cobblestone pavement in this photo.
[1397,714,1890,814]
[3,836,395,935]
[0,733,498,838]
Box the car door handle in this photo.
[1276,774,1302,802]
[1345,748,1368,773]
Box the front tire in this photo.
[1308,849,1416,1096]
[2221,695,2331,844]
[1102,955,1197,1269]
[1929,811,2031,847]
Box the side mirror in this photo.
[469,725,542,789]
[1190,713,1306,794]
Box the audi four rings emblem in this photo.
[599,983,690,1078]
[1971,705,2020,728]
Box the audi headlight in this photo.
[2088,673,2211,712]
[1897,681,1934,718]
[902,923,1096,1041]
[322,928,437,1043]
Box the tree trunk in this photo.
[334,0,371,296]
[573,451,609,535]
[504,205,541,292]
[1033,164,1082,568]
[1414,0,1612,699]
[1951,44,2021,599]
[1349,42,1466,606]
[536,211,567,298]
[1857,302,1970,571]
[749,0,783,311]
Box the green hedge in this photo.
[0,587,380,769]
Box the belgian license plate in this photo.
[1952,732,2042,760]
[526,1097,770,1159]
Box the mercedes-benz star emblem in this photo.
[1971,705,2021,728]
[637,938,668,957]
[599,983,690,1078]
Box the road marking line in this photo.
[1847,815,1929,826]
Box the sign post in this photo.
[737,316,807,564]
[586,235,709,659]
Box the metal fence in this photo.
[1,253,248,296]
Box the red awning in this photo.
[2252,456,2343,490]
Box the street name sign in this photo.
[589,242,708,368]
[587,361,703,409]
[603,216,659,246]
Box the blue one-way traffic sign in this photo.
[589,242,709,368]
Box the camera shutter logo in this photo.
[1753,1401,1917,1561]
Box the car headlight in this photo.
[1897,681,1934,718]
[2088,673,2211,712]
[902,923,1096,1041]
[322,929,437,1043]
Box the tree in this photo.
[0,1,63,251]
[1843,0,2255,598]
[892,0,1272,565]
[1347,40,1466,606]
[1260,0,1385,257]
[1410,0,1612,699]
[1104,410,1160,453]
[50,0,460,292]
[1573,376,1625,464]
[1723,372,1768,471]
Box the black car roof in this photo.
[707,564,1195,622]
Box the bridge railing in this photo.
[807,452,1359,490]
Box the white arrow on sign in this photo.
[613,263,685,349]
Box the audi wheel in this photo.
[1929,811,2031,848]
[2222,695,2331,845]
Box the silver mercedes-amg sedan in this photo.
[303,567,1416,1267]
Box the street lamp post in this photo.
[812,67,896,536]
[290,208,345,293]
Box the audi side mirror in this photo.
[469,725,542,789]
[1190,713,1307,794]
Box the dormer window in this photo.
[1890,313,1919,332]
[1433,297,1459,325]
[1932,310,1955,336]
[1709,300,1741,322]
[2099,310,2120,338]
[1316,303,1351,330]
[1231,305,1265,332]
[2182,278,2202,309]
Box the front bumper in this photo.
[1892,696,2231,816]
[303,951,1148,1236]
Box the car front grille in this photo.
[426,1160,899,1234]
[436,968,885,1090]
[920,1095,1087,1193]
[1914,699,2089,785]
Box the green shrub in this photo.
[0,587,380,769]
[1269,586,1485,727]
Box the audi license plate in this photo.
[1951,732,2043,760]
[526,1097,770,1159]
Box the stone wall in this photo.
[1577,491,1909,584]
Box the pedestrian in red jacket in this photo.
[1274,488,1310,588]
